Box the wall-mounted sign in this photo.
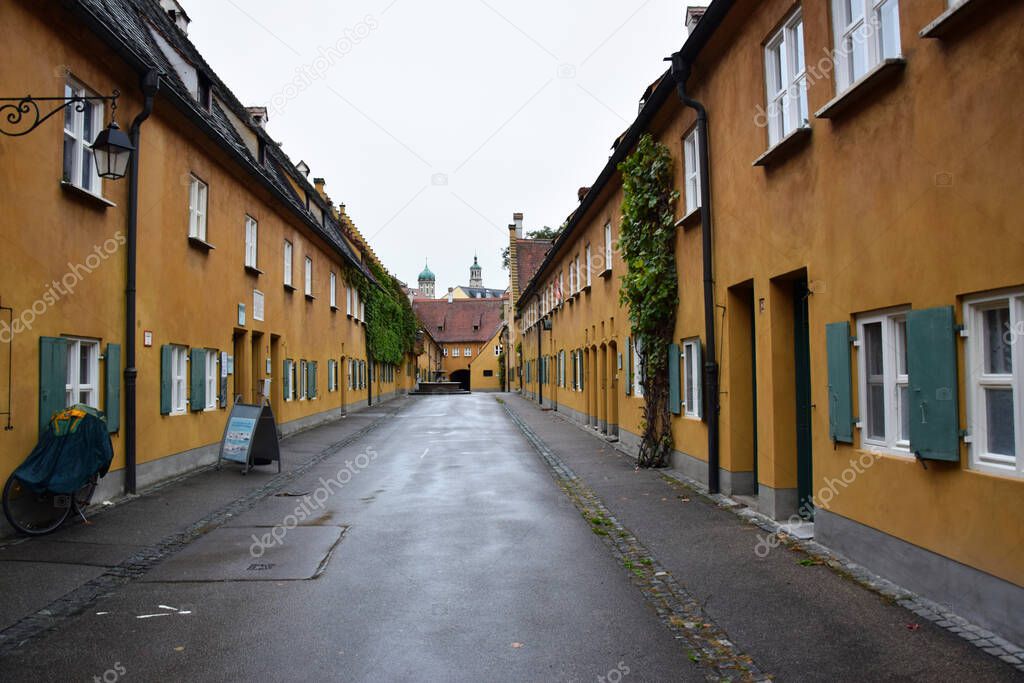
[253,290,265,322]
[237,303,246,326]
[143,330,153,347]
[227,355,234,375]
[221,351,229,378]
[266,358,272,374]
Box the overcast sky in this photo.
[185,0,705,295]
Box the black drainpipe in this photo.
[669,53,721,494]
[124,69,159,496]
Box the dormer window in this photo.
[197,73,211,110]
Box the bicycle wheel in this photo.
[2,475,71,536]
[70,475,98,523]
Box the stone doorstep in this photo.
[505,394,1024,675]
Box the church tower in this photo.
[469,255,483,288]
[418,261,435,298]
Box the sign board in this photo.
[217,402,281,474]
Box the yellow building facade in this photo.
[0,0,414,506]
[516,0,1023,643]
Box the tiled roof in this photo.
[71,0,373,281]
[516,239,552,291]
[458,286,506,299]
[412,298,504,344]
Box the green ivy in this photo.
[349,261,418,365]
[617,133,679,468]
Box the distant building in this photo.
[417,261,436,299]
[411,297,505,391]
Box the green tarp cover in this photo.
[14,405,114,494]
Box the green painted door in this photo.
[794,279,813,519]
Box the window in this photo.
[465,347,472,357]
[298,360,307,399]
[569,261,575,295]
[632,338,644,397]
[453,347,460,358]
[204,350,218,410]
[494,344,502,356]
[683,129,701,215]
[283,240,293,286]
[253,289,265,322]
[330,272,337,308]
[585,244,592,287]
[285,359,296,401]
[63,80,102,194]
[64,338,100,408]
[965,291,1023,477]
[483,369,494,377]
[188,175,208,240]
[574,255,581,293]
[244,215,258,268]
[831,0,902,94]
[682,338,701,417]
[443,347,448,357]
[169,345,188,414]
[604,223,613,272]
[346,286,353,316]
[764,10,808,146]
[856,309,909,452]
[304,257,313,296]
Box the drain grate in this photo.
[247,563,275,571]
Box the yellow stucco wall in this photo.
[517,0,1024,587]
[470,326,505,391]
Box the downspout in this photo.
[124,69,160,496]
[669,53,721,494]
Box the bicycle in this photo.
[2,404,113,536]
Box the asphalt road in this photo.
[0,395,705,682]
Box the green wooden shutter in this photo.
[160,344,173,415]
[825,322,854,443]
[907,306,960,462]
[217,351,227,408]
[311,361,318,398]
[283,359,291,400]
[668,343,681,415]
[189,348,205,411]
[625,337,632,395]
[39,336,69,435]
[105,343,121,432]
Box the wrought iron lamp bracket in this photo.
[0,90,120,137]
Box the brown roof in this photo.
[516,239,551,291]
[412,298,505,344]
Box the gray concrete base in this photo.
[558,404,588,427]
[758,484,800,521]
[816,508,1024,646]
[670,448,707,484]
[618,427,641,456]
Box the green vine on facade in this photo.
[349,261,418,366]
[617,133,680,468]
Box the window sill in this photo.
[815,58,906,120]
[283,283,297,293]
[599,268,612,279]
[920,0,983,39]
[305,294,316,301]
[244,265,264,277]
[675,207,701,229]
[60,181,115,208]
[753,125,812,168]
[188,236,216,252]
[330,305,339,312]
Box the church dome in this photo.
[418,262,435,281]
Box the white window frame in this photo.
[283,240,293,286]
[443,347,448,357]
[188,175,208,240]
[452,347,460,358]
[64,337,100,409]
[604,223,613,272]
[683,129,701,215]
[574,255,581,293]
[346,286,353,316]
[465,347,472,357]
[682,338,701,418]
[170,344,188,415]
[831,0,902,94]
[329,271,337,308]
[856,308,911,454]
[298,360,307,400]
[304,257,313,296]
[585,244,592,287]
[204,350,218,410]
[63,79,102,195]
[244,215,258,268]
[964,290,1024,478]
[764,10,809,147]
[569,262,576,295]
[253,289,265,322]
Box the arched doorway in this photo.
[451,369,471,391]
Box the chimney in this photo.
[685,6,706,36]
[447,287,454,304]
[313,177,326,198]
[577,186,590,202]
[513,212,524,239]
[247,106,269,129]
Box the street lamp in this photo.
[0,89,133,180]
